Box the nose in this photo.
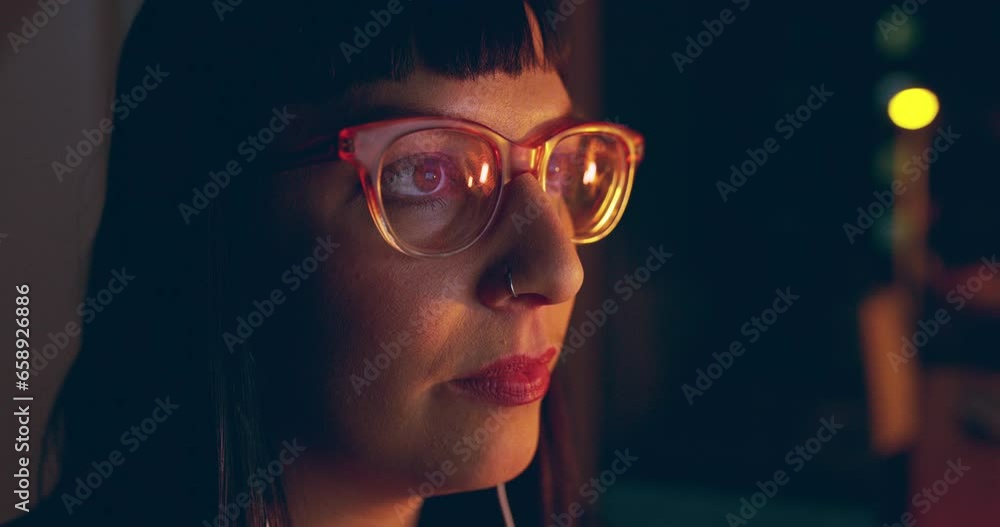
[477,171,585,308]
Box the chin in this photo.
[434,403,543,495]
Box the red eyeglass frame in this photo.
[278,116,644,258]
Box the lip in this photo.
[449,346,557,406]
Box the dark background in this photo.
[579,0,998,525]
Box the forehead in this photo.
[346,68,573,140]
[280,68,573,149]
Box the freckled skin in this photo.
[267,59,586,524]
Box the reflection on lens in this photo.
[379,129,500,254]
[548,133,627,240]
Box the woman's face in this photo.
[270,64,584,497]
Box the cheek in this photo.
[315,259,461,412]
[306,267,550,489]
[322,256,455,366]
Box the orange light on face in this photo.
[479,162,489,184]
[583,160,597,185]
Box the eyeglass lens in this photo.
[377,129,629,254]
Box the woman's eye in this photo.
[383,154,460,199]
[546,154,574,192]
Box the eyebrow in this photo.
[340,102,584,132]
[274,101,585,163]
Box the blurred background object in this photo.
[1,1,143,517]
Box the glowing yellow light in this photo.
[479,162,489,184]
[582,161,597,185]
[887,88,939,130]
[466,175,473,188]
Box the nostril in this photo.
[511,292,548,308]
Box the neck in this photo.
[281,451,423,527]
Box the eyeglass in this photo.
[280,116,644,258]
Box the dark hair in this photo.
[34,1,588,526]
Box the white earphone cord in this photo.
[497,482,516,527]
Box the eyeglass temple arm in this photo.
[627,130,645,163]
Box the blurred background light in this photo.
[888,87,939,130]
[875,13,921,58]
